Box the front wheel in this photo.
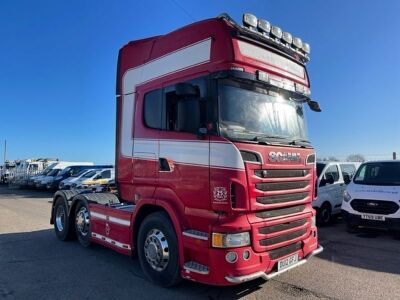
[75,201,91,247]
[317,203,332,226]
[137,212,181,287]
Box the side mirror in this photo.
[308,100,321,112]
[175,82,199,97]
[343,173,351,185]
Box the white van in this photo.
[37,161,93,189]
[341,160,400,232]
[313,161,361,225]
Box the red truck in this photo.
[51,13,323,287]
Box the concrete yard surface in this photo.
[1,185,400,299]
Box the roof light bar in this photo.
[238,13,311,59]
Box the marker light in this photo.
[271,26,283,39]
[282,32,293,44]
[256,70,269,83]
[243,13,258,28]
[302,43,311,54]
[212,232,251,248]
[257,19,271,35]
[293,37,303,49]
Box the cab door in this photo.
[157,77,211,219]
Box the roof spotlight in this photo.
[257,19,271,35]
[271,26,282,39]
[282,32,293,44]
[243,13,258,29]
[302,43,310,54]
[293,37,303,49]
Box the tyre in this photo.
[75,201,91,247]
[137,212,181,287]
[54,198,73,241]
[317,203,332,226]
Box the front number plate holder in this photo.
[277,253,299,272]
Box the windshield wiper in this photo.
[251,134,287,142]
[289,139,311,147]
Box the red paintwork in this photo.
[88,16,320,286]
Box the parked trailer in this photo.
[51,13,323,287]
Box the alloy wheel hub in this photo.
[144,229,169,272]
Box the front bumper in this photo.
[342,210,400,230]
[225,245,323,283]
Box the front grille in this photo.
[256,181,309,192]
[259,218,307,234]
[268,241,302,260]
[255,169,309,178]
[256,192,308,205]
[351,199,399,215]
[256,205,305,219]
[260,229,307,246]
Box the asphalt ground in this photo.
[1,185,400,300]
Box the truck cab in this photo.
[51,13,322,287]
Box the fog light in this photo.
[243,250,250,260]
[225,251,238,263]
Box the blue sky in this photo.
[1,0,399,163]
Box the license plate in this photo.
[278,253,299,271]
[361,213,385,221]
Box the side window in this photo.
[325,165,339,182]
[340,164,356,178]
[165,79,206,134]
[144,89,162,129]
[101,170,111,179]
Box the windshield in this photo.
[354,162,400,186]
[218,81,308,144]
[73,169,90,177]
[59,167,71,176]
[47,169,61,176]
[83,170,97,178]
[317,163,326,177]
[41,163,57,175]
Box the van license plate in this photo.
[278,253,299,271]
[361,214,385,221]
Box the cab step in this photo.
[183,261,209,275]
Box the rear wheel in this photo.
[137,212,181,287]
[75,201,91,247]
[54,198,73,240]
[317,203,332,226]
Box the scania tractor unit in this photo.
[50,13,323,287]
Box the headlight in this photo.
[212,232,250,248]
[55,176,62,180]
[343,190,352,202]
